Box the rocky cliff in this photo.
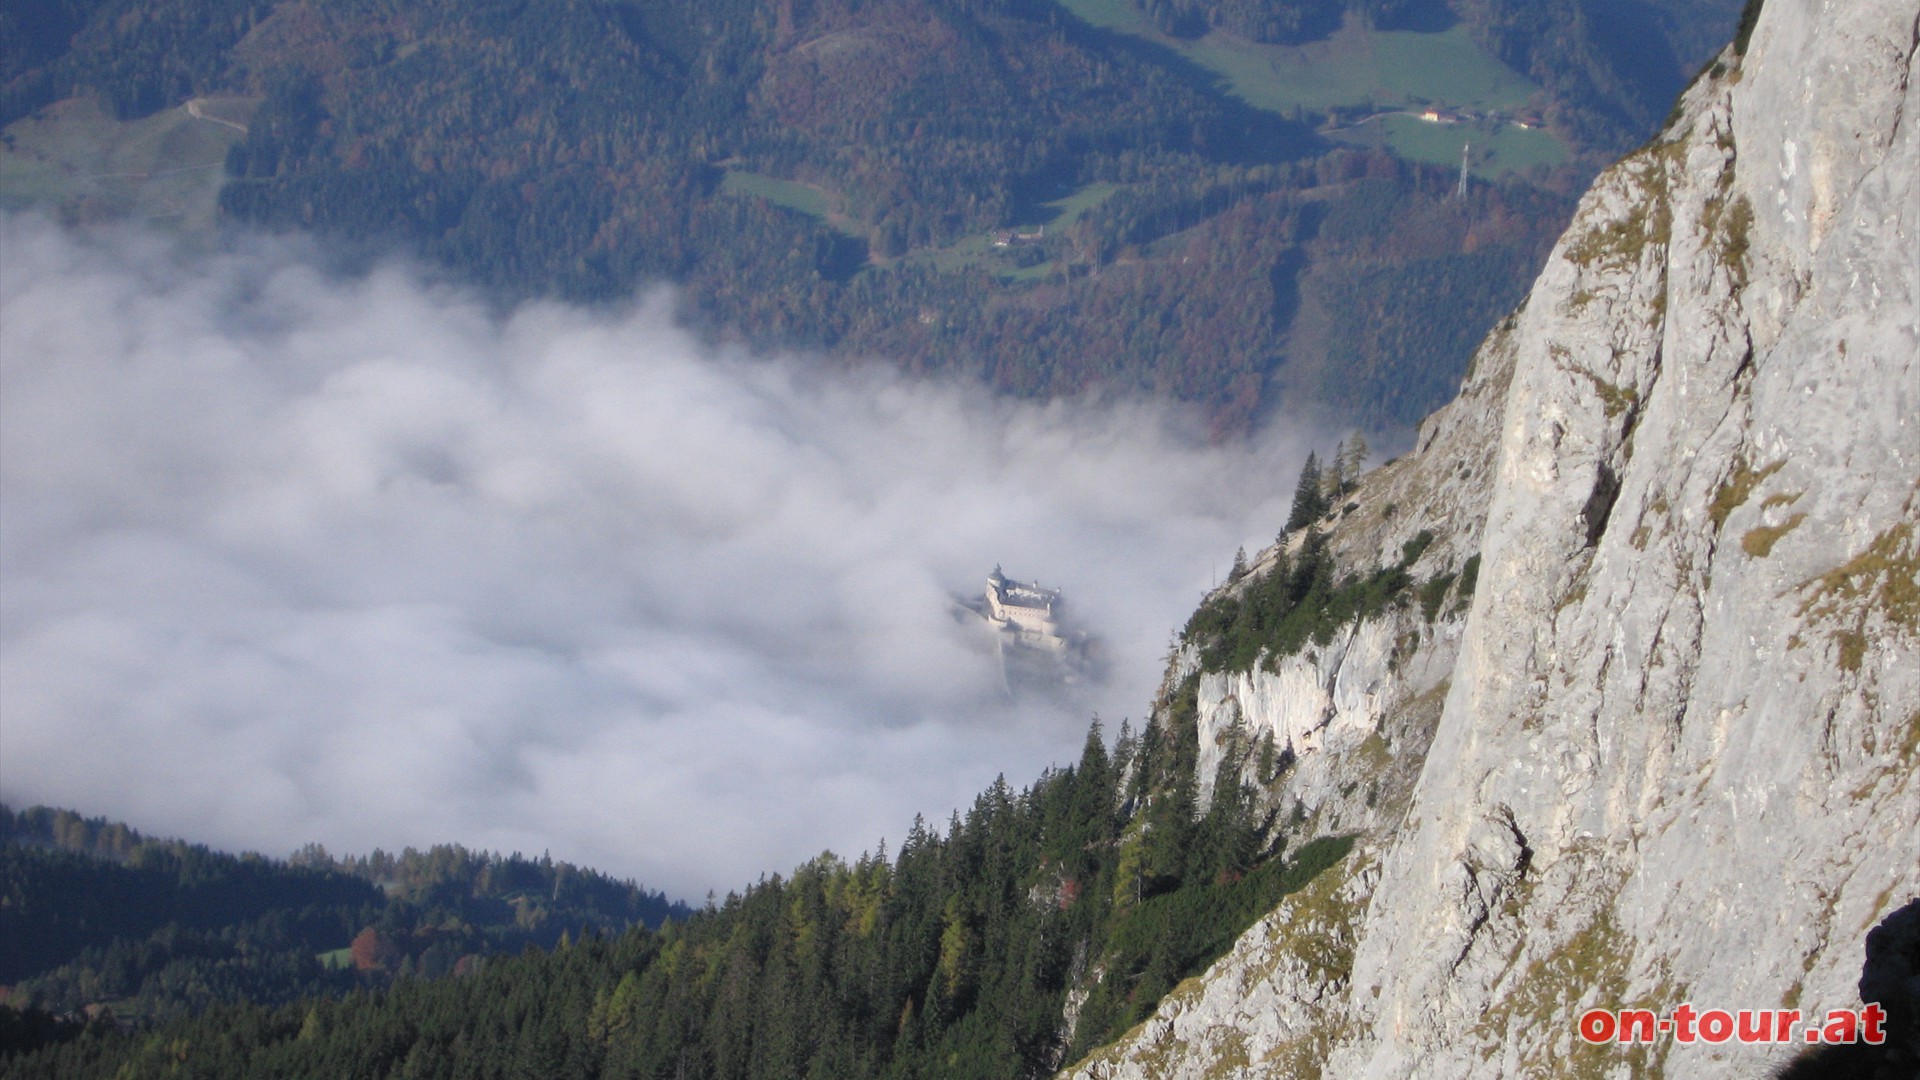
[1064,1,1919,1076]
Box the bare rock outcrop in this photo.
[1062,1,1919,1076]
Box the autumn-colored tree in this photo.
[349,928,402,972]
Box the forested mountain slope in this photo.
[4,742,1359,1077]
[0,0,1739,432]
[0,806,687,1030]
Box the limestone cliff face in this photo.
[1065,1,1920,1076]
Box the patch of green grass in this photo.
[1558,577,1589,613]
[1795,515,1920,672]
[316,947,354,971]
[998,257,1060,282]
[897,231,1045,279]
[720,170,833,219]
[0,95,254,229]
[1700,183,1754,287]
[1183,21,1539,115]
[891,184,1117,281]
[897,232,989,271]
[1371,27,1538,108]
[1474,889,1661,1079]
[1720,194,1754,285]
[1741,512,1805,557]
[1180,31,1379,111]
[1355,731,1391,770]
[1056,0,1151,33]
[1708,455,1784,529]
[1053,4,1564,170]
[1041,181,1119,227]
[1562,364,1639,420]
[1565,144,1682,272]
[1326,112,1568,177]
[720,169,870,241]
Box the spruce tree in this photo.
[1285,453,1325,531]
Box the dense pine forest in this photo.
[0,807,688,1033]
[2,704,1351,1078]
[0,0,1740,432]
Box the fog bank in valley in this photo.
[0,215,1320,898]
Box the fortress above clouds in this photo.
[982,566,1065,651]
[958,566,1100,694]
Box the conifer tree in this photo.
[1343,431,1371,487]
[1285,453,1326,531]
[1325,439,1348,499]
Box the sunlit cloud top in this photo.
[0,215,1313,898]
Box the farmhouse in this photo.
[990,224,1045,247]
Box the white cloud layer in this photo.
[0,215,1314,899]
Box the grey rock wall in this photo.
[1062,1,1920,1076]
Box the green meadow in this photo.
[895,180,1119,280]
[1053,0,1562,172]
[1040,181,1119,227]
[720,170,833,218]
[0,96,254,228]
[719,170,870,238]
[1329,113,1566,174]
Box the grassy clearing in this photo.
[0,95,254,228]
[1330,113,1566,175]
[892,181,1116,281]
[1188,20,1538,114]
[1042,180,1118,227]
[999,258,1061,282]
[898,231,1060,282]
[1371,26,1537,108]
[897,231,1009,273]
[721,170,831,217]
[1056,0,1151,33]
[719,170,867,237]
[1181,30,1381,110]
[1056,2,1555,162]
